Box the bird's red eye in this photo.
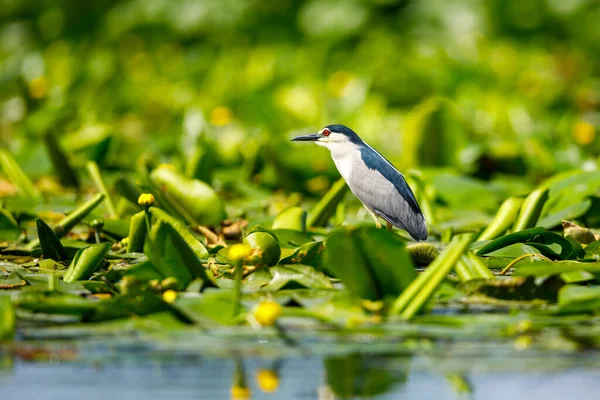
[323,129,331,136]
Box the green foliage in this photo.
[36,218,67,261]
[263,264,331,291]
[325,355,408,397]
[63,242,111,282]
[0,149,41,202]
[0,297,15,340]
[3,1,600,380]
[149,207,210,259]
[324,225,417,300]
[150,167,225,226]
[146,220,214,290]
[272,206,307,232]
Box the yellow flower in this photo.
[256,369,279,393]
[361,299,384,312]
[161,277,179,291]
[210,106,232,126]
[228,243,253,262]
[516,319,532,333]
[137,193,155,207]
[573,121,596,145]
[162,290,177,303]
[253,299,282,327]
[29,76,48,99]
[230,385,251,400]
[514,335,532,351]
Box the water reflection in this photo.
[2,344,600,399]
[324,354,410,398]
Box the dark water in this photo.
[2,340,600,399]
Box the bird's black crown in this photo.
[325,124,363,144]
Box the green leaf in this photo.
[0,297,15,340]
[272,206,307,232]
[324,225,417,300]
[476,227,546,255]
[402,97,467,169]
[149,207,209,259]
[176,289,236,325]
[122,260,164,281]
[145,221,194,289]
[558,285,600,314]
[14,289,99,315]
[324,227,379,299]
[185,143,216,183]
[114,176,143,205]
[512,188,549,232]
[0,208,20,240]
[392,234,473,318]
[150,167,225,226]
[325,354,409,398]
[484,243,541,258]
[527,232,575,260]
[278,241,323,266]
[44,132,80,189]
[513,260,600,277]
[263,264,332,291]
[36,218,68,261]
[86,161,117,218]
[477,197,524,241]
[560,270,595,284]
[307,178,348,227]
[356,227,418,297]
[63,242,111,282]
[538,199,592,230]
[27,193,106,250]
[127,211,147,253]
[83,287,179,322]
[146,221,215,290]
[585,241,600,261]
[271,229,313,248]
[243,269,272,291]
[98,218,130,239]
[430,173,500,212]
[541,170,600,216]
[0,148,41,202]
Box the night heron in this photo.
[292,124,428,241]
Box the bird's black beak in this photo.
[291,133,321,142]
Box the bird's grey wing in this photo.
[348,153,428,241]
[360,144,422,215]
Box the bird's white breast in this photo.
[329,142,360,183]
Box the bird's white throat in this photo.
[318,140,360,183]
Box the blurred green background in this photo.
[0,0,599,212]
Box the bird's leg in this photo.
[386,222,393,231]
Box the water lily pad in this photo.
[477,227,546,255]
[263,264,331,291]
[558,285,600,314]
[150,167,225,226]
[324,225,417,300]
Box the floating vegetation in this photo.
[2,0,600,397]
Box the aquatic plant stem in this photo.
[26,193,105,249]
[232,260,243,317]
[86,161,117,218]
[500,253,553,275]
[391,233,473,318]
